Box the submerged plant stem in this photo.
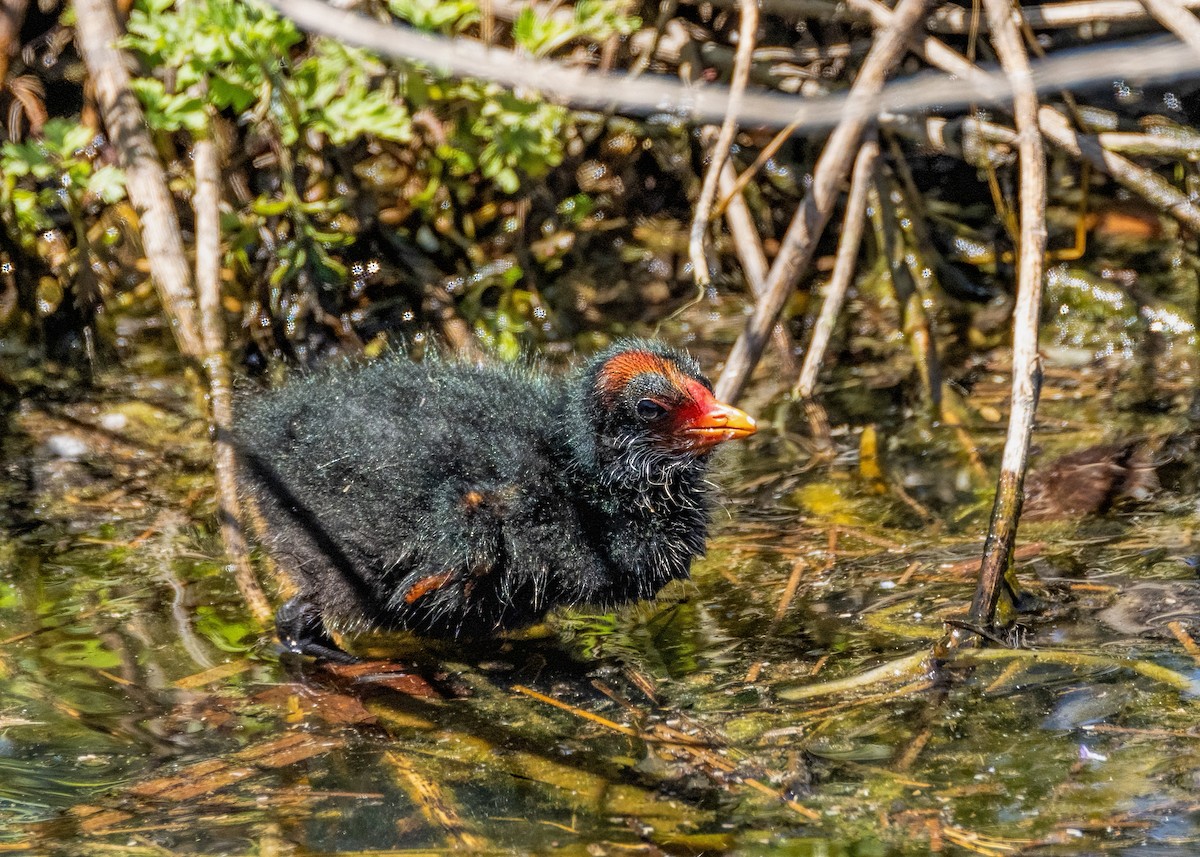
[195,128,272,625]
[967,0,1047,632]
[951,648,1197,692]
[778,651,930,701]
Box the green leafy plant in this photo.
[513,0,640,57]
[116,0,645,355]
[0,119,125,238]
[125,0,412,144]
[387,0,480,33]
[125,0,415,296]
[0,118,126,321]
[432,82,568,195]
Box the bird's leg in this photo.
[275,595,359,664]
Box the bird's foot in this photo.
[275,596,360,664]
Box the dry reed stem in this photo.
[968,0,1047,631]
[262,0,1200,136]
[74,0,203,359]
[688,0,757,289]
[1035,107,1200,232]
[928,0,1200,31]
[792,138,878,399]
[717,158,800,374]
[194,130,273,626]
[1091,130,1200,158]
[851,0,1200,233]
[713,0,932,403]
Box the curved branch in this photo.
[258,0,1200,132]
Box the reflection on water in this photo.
[3,353,1200,855]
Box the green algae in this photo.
[2,339,1200,856]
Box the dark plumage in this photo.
[235,340,756,661]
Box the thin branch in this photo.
[968,0,1048,631]
[74,0,204,360]
[688,0,757,289]
[194,128,273,626]
[713,0,932,403]
[713,116,800,219]
[717,151,800,374]
[792,139,877,399]
[1036,107,1200,232]
[258,0,1200,133]
[928,0,1200,31]
[1136,1,1200,68]
[849,0,1200,234]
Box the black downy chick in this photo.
[235,340,757,661]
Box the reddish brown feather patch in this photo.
[403,572,456,604]
[596,350,696,403]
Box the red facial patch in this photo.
[672,378,718,427]
[594,350,753,451]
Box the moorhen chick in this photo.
[235,339,756,661]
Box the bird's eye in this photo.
[636,398,668,421]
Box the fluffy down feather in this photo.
[235,339,755,658]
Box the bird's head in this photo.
[569,341,757,485]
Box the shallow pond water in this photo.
[3,348,1200,856]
